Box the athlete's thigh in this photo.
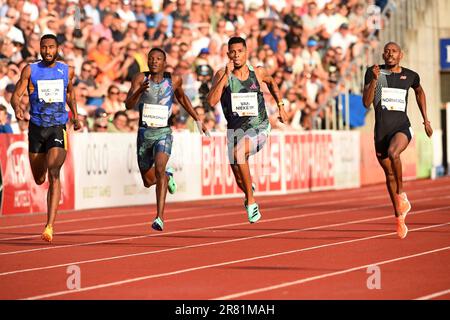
[388,131,410,155]
[46,147,67,171]
[29,152,48,181]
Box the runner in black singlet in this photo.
[363,42,433,239]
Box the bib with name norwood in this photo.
[231,92,258,117]
[37,79,64,103]
[381,87,407,112]
[142,103,169,127]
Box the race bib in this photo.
[37,79,64,103]
[142,103,169,127]
[381,88,407,112]
[231,92,258,117]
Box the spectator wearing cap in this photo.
[329,23,357,56]
[90,107,108,132]
[302,38,324,75]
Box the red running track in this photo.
[0,177,449,300]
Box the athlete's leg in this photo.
[377,156,400,217]
[141,167,157,188]
[29,153,48,185]
[387,132,410,195]
[233,137,255,205]
[45,147,67,227]
[230,164,245,192]
[154,151,170,221]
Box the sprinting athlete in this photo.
[207,36,288,223]
[363,42,433,239]
[12,34,81,242]
[126,47,208,231]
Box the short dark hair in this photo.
[384,42,401,51]
[40,34,58,46]
[149,47,166,60]
[228,37,246,48]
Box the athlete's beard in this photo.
[385,63,397,69]
[42,56,57,65]
[234,63,244,70]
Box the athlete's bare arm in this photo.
[363,65,380,108]
[256,66,289,123]
[206,66,230,107]
[125,72,149,110]
[67,66,81,130]
[173,75,209,135]
[413,84,433,138]
[11,65,31,121]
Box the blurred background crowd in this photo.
[0,0,388,134]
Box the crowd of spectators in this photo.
[0,0,387,135]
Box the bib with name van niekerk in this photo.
[37,79,64,103]
[231,92,258,116]
[381,87,407,112]
[142,103,169,127]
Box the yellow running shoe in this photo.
[42,225,53,242]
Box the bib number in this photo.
[37,79,64,103]
[142,103,169,127]
[381,88,407,112]
[231,92,258,117]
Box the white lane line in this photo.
[22,220,450,300]
[2,203,449,277]
[414,289,450,300]
[3,176,444,231]
[213,246,450,300]
[2,184,449,242]
[0,183,387,231]
[1,192,449,256]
